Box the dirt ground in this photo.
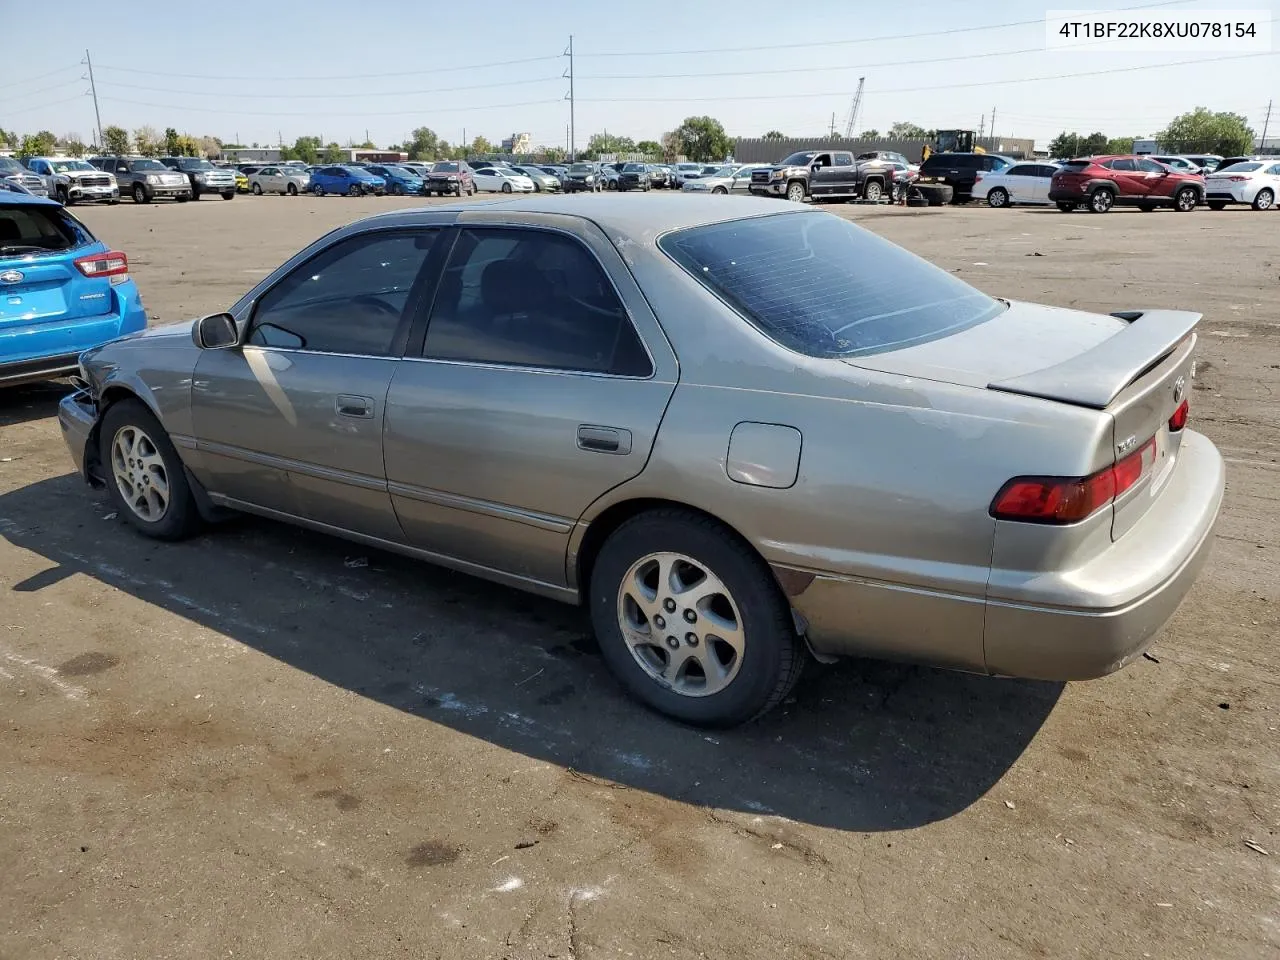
[1,193,1277,960]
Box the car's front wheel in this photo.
[132,183,150,204]
[589,509,804,726]
[786,180,806,203]
[1251,188,1274,211]
[1174,186,1198,212]
[313,183,325,196]
[863,180,884,202]
[101,399,201,541]
[502,182,512,193]
[1088,187,1115,213]
[221,190,234,200]
[287,182,298,196]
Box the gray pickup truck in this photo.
[160,156,237,200]
[89,156,192,203]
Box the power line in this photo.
[91,54,561,83]
[577,0,1197,57]
[0,64,81,91]
[0,78,85,102]
[579,52,1278,103]
[1,94,86,117]
[95,96,564,118]
[93,75,562,100]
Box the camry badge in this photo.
[0,270,24,284]
[1116,434,1139,456]
[1173,376,1187,404]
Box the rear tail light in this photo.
[991,437,1156,524]
[1169,399,1189,431]
[974,171,985,181]
[74,250,129,284]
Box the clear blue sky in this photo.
[1,0,1275,150]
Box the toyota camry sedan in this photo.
[58,196,1224,726]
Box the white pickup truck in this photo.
[25,157,120,204]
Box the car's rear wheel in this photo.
[589,509,805,727]
[287,182,297,196]
[390,183,402,196]
[313,184,325,196]
[132,183,150,204]
[101,399,201,542]
[786,180,806,203]
[1088,188,1114,213]
[1174,186,1198,212]
[712,185,727,195]
[252,182,263,195]
[863,180,884,202]
[986,187,1009,208]
[348,184,362,197]
[1251,188,1274,211]
[55,185,70,205]
[1207,199,1228,210]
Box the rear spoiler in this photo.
[987,309,1201,409]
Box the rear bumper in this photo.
[0,352,80,387]
[0,284,148,386]
[1205,185,1251,202]
[786,430,1225,681]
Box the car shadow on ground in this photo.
[0,473,1063,833]
[0,381,72,428]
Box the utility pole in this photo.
[83,49,104,150]
[1261,99,1273,153]
[978,113,986,140]
[564,35,576,161]
[989,106,997,149]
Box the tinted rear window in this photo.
[658,212,1003,359]
[1216,161,1262,172]
[0,204,95,257]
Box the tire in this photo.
[1056,201,1075,212]
[287,182,297,196]
[391,183,402,196]
[468,184,476,196]
[589,509,804,727]
[1251,188,1274,211]
[221,191,234,200]
[313,184,325,197]
[863,179,884,202]
[252,182,263,195]
[55,186,70,205]
[986,187,1009,208]
[1137,203,1155,212]
[191,185,201,200]
[132,183,150,204]
[1207,200,1228,211]
[348,184,361,197]
[99,399,201,542]
[1088,188,1114,213]
[502,182,512,193]
[1174,186,1198,212]
[785,180,806,203]
[176,194,189,203]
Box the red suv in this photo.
[1048,155,1203,213]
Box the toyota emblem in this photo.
[1173,376,1187,404]
[0,270,24,284]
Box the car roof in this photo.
[360,193,798,242]
[0,188,60,207]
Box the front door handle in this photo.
[336,394,374,419]
[577,424,632,455]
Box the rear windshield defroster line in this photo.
[658,211,1004,359]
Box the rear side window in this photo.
[423,227,651,376]
[0,204,95,256]
[659,212,1004,359]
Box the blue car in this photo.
[1,186,146,387]
[308,165,386,197]
[364,164,425,196]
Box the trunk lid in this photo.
[848,302,1201,540]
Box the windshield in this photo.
[132,159,167,171]
[659,212,1003,359]
[51,159,96,173]
[0,158,25,174]
[570,163,592,173]
[432,162,460,172]
[388,166,417,178]
[179,159,215,171]
[779,152,818,167]
[622,163,645,172]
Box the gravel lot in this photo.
[2,194,1277,960]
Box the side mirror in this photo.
[194,312,240,350]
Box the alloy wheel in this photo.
[110,425,170,523]
[616,552,745,698]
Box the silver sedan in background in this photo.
[249,165,312,196]
[682,164,767,194]
[59,196,1224,727]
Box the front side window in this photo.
[422,228,651,376]
[248,230,438,356]
[659,212,1003,360]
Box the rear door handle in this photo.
[577,424,632,455]
[336,394,374,419]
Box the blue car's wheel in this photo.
[313,183,325,197]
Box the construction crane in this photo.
[843,77,865,139]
